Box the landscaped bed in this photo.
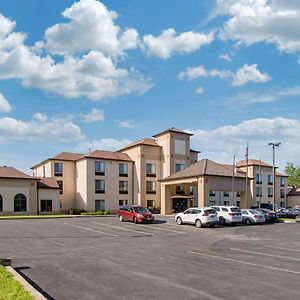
[0,265,34,300]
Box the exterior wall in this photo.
[83,158,133,212]
[0,178,37,215]
[76,159,87,209]
[155,133,171,178]
[33,162,52,177]
[190,151,199,165]
[286,195,300,207]
[38,188,60,213]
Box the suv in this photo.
[210,206,242,225]
[175,207,218,228]
[117,205,154,224]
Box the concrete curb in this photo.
[5,266,47,300]
[0,214,116,220]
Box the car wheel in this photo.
[119,215,124,222]
[195,219,202,228]
[176,217,183,225]
[133,217,138,224]
[245,218,252,225]
[219,217,226,226]
[209,223,216,228]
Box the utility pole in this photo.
[268,142,281,211]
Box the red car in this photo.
[118,205,154,224]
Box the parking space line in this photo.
[164,223,213,232]
[231,248,300,262]
[63,223,118,237]
[147,226,186,234]
[188,251,300,276]
[266,245,300,253]
[91,222,154,236]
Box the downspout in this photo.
[132,162,135,205]
[36,181,39,215]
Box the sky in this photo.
[0,0,300,174]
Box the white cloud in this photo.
[44,0,138,57]
[0,115,84,143]
[188,117,300,171]
[0,6,152,101]
[0,93,11,113]
[119,120,136,128]
[77,138,132,152]
[80,108,104,123]
[219,53,232,62]
[143,28,214,59]
[179,64,271,86]
[33,112,47,122]
[195,86,205,94]
[215,0,300,53]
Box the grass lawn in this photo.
[0,266,34,300]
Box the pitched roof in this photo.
[161,159,246,181]
[287,186,300,196]
[51,152,84,161]
[0,166,37,180]
[37,177,59,189]
[83,150,132,162]
[118,138,160,151]
[153,127,193,138]
[236,159,273,168]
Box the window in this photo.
[280,178,285,187]
[255,173,262,184]
[95,200,105,211]
[209,190,216,197]
[147,200,154,208]
[119,200,128,206]
[0,195,2,212]
[119,180,128,194]
[119,163,128,177]
[256,187,262,197]
[209,200,216,206]
[175,163,185,172]
[95,179,105,194]
[236,192,241,198]
[236,200,240,208]
[280,201,285,208]
[57,181,63,194]
[14,194,27,212]
[189,186,193,195]
[95,161,105,176]
[54,162,63,177]
[146,164,156,177]
[223,200,229,206]
[222,207,228,211]
[267,175,273,185]
[175,185,185,195]
[268,187,273,197]
[223,191,229,197]
[146,181,156,194]
[280,189,285,198]
[41,200,52,212]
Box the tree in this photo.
[284,163,300,187]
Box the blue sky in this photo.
[0,0,300,173]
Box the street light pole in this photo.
[268,142,281,211]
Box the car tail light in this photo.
[253,215,258,218]
[229,213,235,216]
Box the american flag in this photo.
[245,143,249,163]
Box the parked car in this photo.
[175,207,218,228]
[241,209,265,225]
[210,206,242,225]
[296,214,300,222]
[256,208,278,223]
[117,205,154,224]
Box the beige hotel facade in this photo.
[30,127,289,215]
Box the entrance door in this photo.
[172,198,187,212]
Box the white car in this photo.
[241,209,265,225]
[210,206,242,226]
[175,207,218,228]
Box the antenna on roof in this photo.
[88,148,91,153]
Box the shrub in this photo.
[103,210,110,215]
[148,206,160,214]
[73,208,85,215]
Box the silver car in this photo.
[241,209,265,225]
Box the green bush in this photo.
[148,206,160,214]
[103,210,110,215]
[73,208,85,215]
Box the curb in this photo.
[5,266,47,300]
[0,214,116,220]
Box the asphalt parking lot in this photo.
[0,216,299,300]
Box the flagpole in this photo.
[245,142,249,209]
[231,154,235,205]
[259,158,262,209]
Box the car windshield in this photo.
[133,207,149,213]
[204,209,216,214]
[249,209,259,214]
[230,207,240,212]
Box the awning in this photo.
[170,195,193,199]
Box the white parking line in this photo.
[64,223,118,237]
[266,245,300,253]
[164,223,213,232]
[188,251,300,276]
[231,248,300,262]
[91,222,154,236]
[148,226,187,234]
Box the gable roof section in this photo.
[153,127,193,138]
[287,186,300,196]
[52,152,84,161]
[161,159,246,182]
[83,150,132,162]
[0,166,37,180]
[118,138,160,151]
[236,159,272,168]
[37,177,59,189]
